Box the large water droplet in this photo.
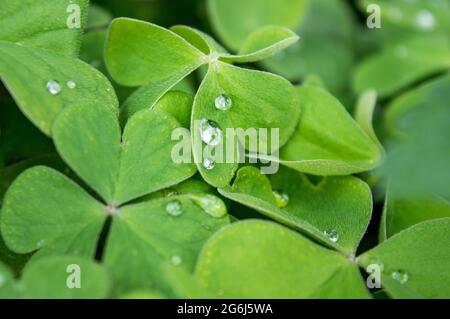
[67,80,76,89]
[324,229,339,243]
[189,194,227,218]
[171,255,182,266]
[203,158,215,170]
[166,200,183,217]
[272,190,289,208]
[416,10,436,30]
[391,270,408,284]
[46,80,61,95]
[200,119,222,146]
[214,94,232,111]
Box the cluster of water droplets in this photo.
[165,199,183,217]
[391,269,409,284]
[46,79,77,95]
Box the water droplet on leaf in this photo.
[214,94,232,111]
[189,194,227,218]
[200,119,222,146]
[171,255,182,266]
[203,158,215,170]
[416,10,435,30]
[272,190,289,208]
[37,239,45,248]
[46,80,61,95]
[166,200,183,217]
[67,80,76,89]
[324,229,339,243]
[391,270,408,284]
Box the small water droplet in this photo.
[189,194,227,218]
[166,200,183,216]
[214,94,232,111]
[37,239,45,248]
[46,80,61,95]
[0,274,5,288]
[324,229,339,243]
[199,119,222,146]
[171,255,182,266]
[272,190,289,208]
[391,270,408,284]
[66,80,76,89]
[416,10,436,30]
[203,158,215,170]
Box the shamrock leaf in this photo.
[219,166,372,255]
[379,187,450,241]
[1,101,229,295]
[192,62,300,187]
[207,0,308,51]
[0,0,88,57]
[0,42,118,135]
[0,255,110,299]
[171,25,228,55]
[52,102,195,205]
[359,218,450,298]
[353,35,450,98]
[254,84,383,176]
[194,220,370,298]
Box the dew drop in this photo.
[171,255,182,266]
[391,270,408,284]
[324,229,339,243]
[37,239,45,248]
[199,119,222,146]
[166,200,183,217]
[416,10,436,30]
[272,190,289,208]
[214,94,232,111]
[46,80,61,95]
[66,80,76,89]
[203,158,215,170]
[189,194,227,218]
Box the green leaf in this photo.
[105,18,206,87]
[0,262,21,298]
[219,26,299,64]
[154,91,194,129]
[170,25,227,55]
[192,62,300,187]
[207,0,309,51]
[359,218,450,298]
[195,220,370,298]
[219,166,372,255]
[0,166,105,256]
[87,3,112,29]
[262,0,355,93]
[380,188,450,241]
[104,196,230,295]
[353,35,450,97]
[0,0,88,57]
[0,42,118,135]
[265,85,383,175]
[53,102,196,205]
[21,255,110,298]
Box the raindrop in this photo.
[203,158,215,170]
[166,200,183,217]
[37,239,45,248]
[391,270,408,284]
[199,119,222,146]
[416,10,436,30]
[171,255,182,266]
[46,80,61,95]
[189,194,227,218]
[272,190,289,208]
[324,229,339,243]
[214,94,232,111]
[66,80,76,89]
